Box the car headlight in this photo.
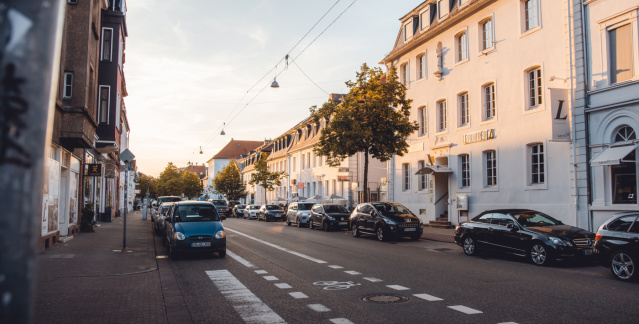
[383,218,397,225]
[174,232,186,240]
[215,230,225,239]
[326,215,335,220]
[548,237,566,246]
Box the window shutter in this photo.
[430,4,437,24]
[413,16,419,34]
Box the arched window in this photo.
[614,126,636,142]
[611,126,637,204]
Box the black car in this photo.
[232,204,246,218]
[593,212,639,281]
[164,201,226,258]
[258,204,285,222]
[310,203,351,231]
[454,209,595,266]
[153,202,173,236]
[350,202,423,241]
[208,199,229,219]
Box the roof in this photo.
[183,164,206,179]
[208,139,264,161]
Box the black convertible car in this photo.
[454,209,595,265]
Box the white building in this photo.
[205,139,263,200]
[383,0,577,226]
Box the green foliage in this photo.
[156,163,184,197]
[182,170,204,199]
[310,64,418,202]
[135,174,157,199]
[81,202,95,232]
[248,153,287,202]
[212,160,247,202]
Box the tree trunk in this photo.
[363,148,369,203]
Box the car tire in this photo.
[610,251,636,282]
[529,242,549,266]
[322,221,330,232]
[219,250,226,258]
[286,218,291,226]
[462,236,477,256]
[410,235,420,241]
[351,223,360,237]
[376,226,386,242]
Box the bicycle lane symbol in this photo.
[313,281,361,290]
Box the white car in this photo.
[244,204,261,219]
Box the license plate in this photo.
[339,222,348,225]
[192,242,211,247]
[404,228,416,232]
[583,249,593,255]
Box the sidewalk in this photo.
[420,226,456,244]
[34,211,167,324]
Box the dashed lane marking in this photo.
[308,304,331,312]
[329,319,354,324]
[448,305,483,314]
[363,277,382,282]
[264,276,279,281]
[497,322,519,324]
[226,250,255,268]
[226,228,327,264]
[344,271,361,275]
[206,270,286,324]
[387,285,410,291]
[328,265,344,269]
[255,270,268,274]
[413,293,443,301]
[275,283,292,289]
[289,292,308,299]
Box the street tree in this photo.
[212,160,247,202]
[135,174,157,199]
[248,153,287,204]
[310,64,418,202]
[156,162,184,197]
[182,170,203,199]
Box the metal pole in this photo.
[0,1,66,323]
[123,163,128,249]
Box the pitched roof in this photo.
[208,139,264,161]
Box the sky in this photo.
[125,0,419,177]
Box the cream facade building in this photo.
[383,0,579,226]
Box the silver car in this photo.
[243,204,260,219]
[286,202,314,227]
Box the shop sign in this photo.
[550,88,571,141]
[298,182,305,189]
[86,163,101,176]
[463,129,495,144]
[337,175,350,181]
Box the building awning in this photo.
[415,165,453,175]
[591,143,638,166]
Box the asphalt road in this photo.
[157,218,638,324]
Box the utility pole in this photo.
[119,149,135,250]
[0,1,66,323]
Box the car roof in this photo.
[175,201,213,206]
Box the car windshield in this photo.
[236,205,246,209]
[175,205,219,222]
[511,211,562,227]
[373,203,413,216]
[249,205,260,210]
[159,197,181,203]
[298,203,314,210]
[323,205,348,213]
[266,205,281,210]
[211,200,227,206]
[160,206,170,213]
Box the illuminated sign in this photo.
[86,164,101,176]
[463,129,495,144]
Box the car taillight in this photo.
[595,233,603,242]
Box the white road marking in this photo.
[328,265,344,269]
[497,322,519,324]
[255,270,268,274]
[226,228,327,264]
[289,292,308,299]
[344,271,361,275]
[226,250,255,268]
[329,319,354,324]
[275,283,292,289]
[206,270,286,324]
[363,277,382,282]
[263,276,279,281]
[448,305,483,314]
[413,293,443,301]
[387,285,410,290]
[308,304,331,312]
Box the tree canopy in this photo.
[182,170,203,199]
[135,173,157,199]
[248,153,286,203]
[211,160,247,202]
[310,63,418,202]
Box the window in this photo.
[437,0,446,19]
[98,86,109,124]
[418,160,427,191]
[420,8,430,30]
[484,150,497,187]
[615,126,636,142]
[456,31,468,62]
[527,67,543,109]
[68,0,78,5]
[481,18,493,51]
[292,157,296,172]
[612,126,637,204]
[401,62,409,85]
[437,100,447,132]
[523,0,540,32]
[460,154,470,187]
[418,106,427,136]
[404,23,410,41]
[301,154,304,170]
[458,92,469,126]
[307,152,311,169]
[63,72,73,99]
[417,53,426,80]
[101,28,113,61]
[607,216,637,232]
[609,24,633,84]
[483,83,496,120]
[529,143,545,184]
[402,163,410,191]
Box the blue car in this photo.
[164,201,226,258]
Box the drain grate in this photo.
[362,294,409,304]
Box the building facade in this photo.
[205,139,264,200]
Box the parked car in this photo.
[258,204,285,222]
[232,204,246,218]
[593,212,639,281]
[153,202,174,236]
[454,209,595,266]
[350,202,423,241]
[208,199,230,219]
[310,203,351,231]
[286,202,313,227]
[244,204,260,219]
[164,201,226,258]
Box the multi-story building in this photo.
[205,139,264,200]
[382,0,577,226]
[239,142,273,204]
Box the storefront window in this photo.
[612,126,637,204]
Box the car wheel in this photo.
[219,250,226,258]
[529,242,549,266]
[610,251,636,282]
[376,226,386,242]
[462,236,477,256]
[286,218,291,226]
[351,223,360,237]
[322,221,330,232]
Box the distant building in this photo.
[205,139,264,200]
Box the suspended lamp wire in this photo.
[293,60,329,95]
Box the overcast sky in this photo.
[125,0,418,177]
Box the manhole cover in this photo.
[362,294,409,304]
